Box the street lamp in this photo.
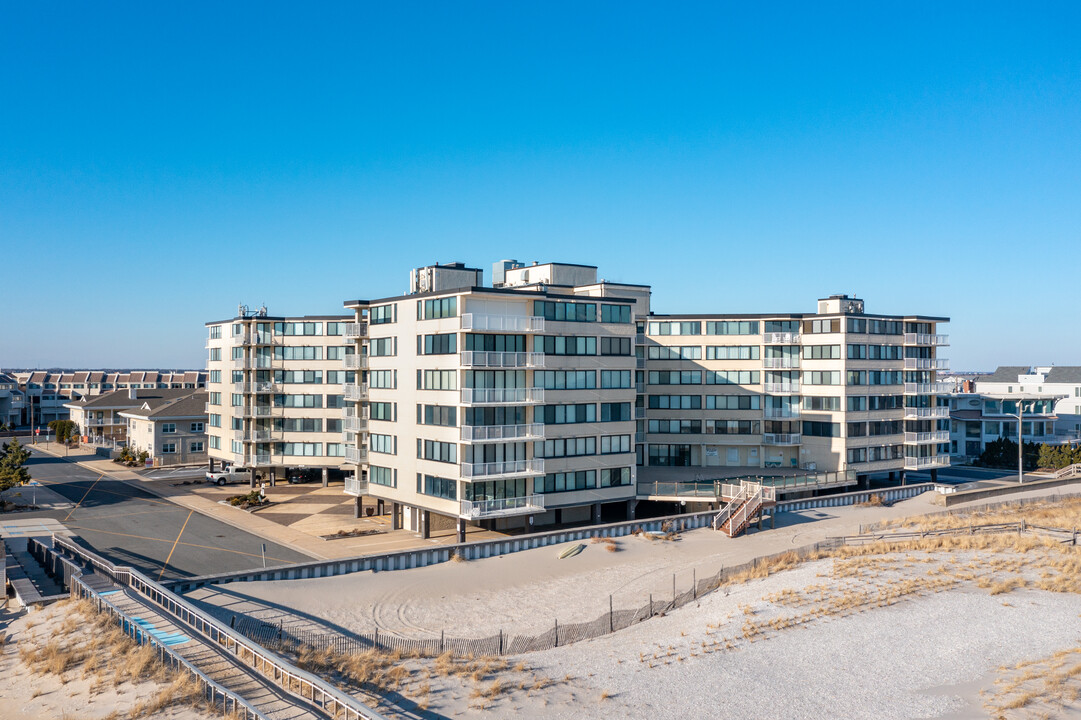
[1005,399,1025,485]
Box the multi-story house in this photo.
[121,391,209,466]
[0,373,27,428]
[638,295,951,484]
[947,390,1064,462]
[65,387,198,444]
[204,308,354,486]
[341,263,640,542]
[973,366,1081,443]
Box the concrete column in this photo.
[930,468,938,482]
[888,471,896,481]
[250,472,257,489]
[269,469,276,487]
[456,518,466,544]
[354,496,362,519]
[209,458,215,472]
[322,467,329,487]
[554,508,563,525]
[377,499,385,516]
[592,503,602,525]
[392,502,401,530]
[900,470,907,486]
[627,499,637,520]
[421,510,431,539]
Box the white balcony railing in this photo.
[904,431,950,444]
[344,383,370,401]
[231,356,273,370]
[904,333,949,346]
[904,455,951,470]
[343,354,369,370]
[764,382,801,394]
[763,357,800,369]
[460,387,544,405]
[903,406,950,419]
[903,358,950,371]
[460,458,545,479]
[233,452,246,466]
[344,322,368,339]
[233,382,277,394]
[84,417,122,426]
[635,382,645,394]
[460,314,545,333]
[635,407,646,419]
[343,416,369,432]
[344,446,368,464]
[254,453,271,465]
[251,331,277,345]
[763,433,801,445]
[241,405,274,417]
[460,351,545,368]
[344,475,369,497]
[460,423,544,443]
[460,494,546,520]
[904,382,952,395]
[763,332,801,344]
[764,407,801,419]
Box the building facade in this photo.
[204,309,354,484]
[121,391,209,466]
[65,387,198,444]
[972,366,1081,444]
[947,392,1063,463]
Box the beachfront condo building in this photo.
[204,308,355,485]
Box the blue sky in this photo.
[2,2,1079,371]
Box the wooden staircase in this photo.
[712,481,776,538]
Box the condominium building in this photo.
[204,308,354,485]
[341,263,640,541]
[0,373,26,427]
[638,294,952,482]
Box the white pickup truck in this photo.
[205,466,253,487]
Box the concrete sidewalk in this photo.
[28,441,503,560]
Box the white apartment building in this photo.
[204,308,354,486]
[947,391,1064,462]
[973,366,1081,442]
[341,263,639,541]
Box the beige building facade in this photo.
[120,391,209,466]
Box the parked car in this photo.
[288,469,320,484]
[205,466,253,487]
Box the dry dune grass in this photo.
[12,598,220,719]
[984,645,1081,718]
[881,496,1081,533]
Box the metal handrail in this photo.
[460,494,545,519]
[460,351,545,368]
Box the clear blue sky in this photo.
[2,2,1079,371]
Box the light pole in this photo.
[1006,400,1025,485]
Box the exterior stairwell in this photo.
[712,481,775,538]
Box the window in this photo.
[327,419,342,433]
[274,394,322,408]
[418,370,457,390]
[705,370,759,385]
[805,371,841,385]
[370,434,397,455]
[274,346,323,361]
[464,334,526,352]
[649,345,704,361]
[326,370,355,385]
[326,322,344,336]
[601,435,632,454]
[370,337,397,356]
[600,370,632,389]
[327,346,352,360]
[326,394,345,409]
[209,392,221,406]
[536,336,597,355]
[419,297,457,320]
[765,320,800,333]
[846,396,866,412]
[326,443,345,457]
[371,402,396,421]
[705,321,759,335]
[705,419,760,434]
[705,346,758,360]
[649,395,703,409]
[802,421,840,437]
[418,439,457,463]
[600,337,632,356]
[534,371,596,390]
[231,370,244,383]
[209,348,221,362]
[706,395,760,410]
[209,326,222,339]
[601,304,632,323]
[804,345,840,360]
[370,370,397,389]
[417,474,457,500]
[847,422,867,437]
[209,414,221,427]
[275,418,322,432]
[419,333,456,355]
[601,402,632,422]
[417,404,457,427]
[648,321,701,335]
[804,319,840,334]
[648,419,702,434]
[465,478,531,501]
[274,370,323,384]
[648,444,692,466]
[161,443,176,454]
[536,404,596,424]
[209,370,221,383]
[278,442,323,456]
[534,436,596,458]
[534,470,597,493]
[161,423,176,434]
[868,345,903,360]
[274,322,323,336]
[370,304,396,324]
[535,300,596,322]
[847,344,867,359]
[650,370,702,385]
[190,422,204,433]
[209,436,221,449]
[189,441,204,453]
[371,466,397,487]
[869,395,903,410]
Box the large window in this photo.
[649,419,701,434]
[805,371,841,385]
[417,474,457,499]
[274,346,322,361]
[535,300,596,322]
[600,370,632,389]
[706,395,760,410]
[371,466,397,487]
[705,321,758,335]
[705,419,760,434]
[370,434,397,455]
[802,421,840,437]
[600,337,632,356]
[418,439,457,463]
[536,404,596,424]
[705,370,759,385]
[648,321,701,336]
[804,396,841,411]
[601,304,632,323]
[370,304,396,325]
[417,404,457,427]
[600,402,632,422]
[371,402,396,421]
[534,436,596,458]
[804,345,840,360]
[536,336,597,355]
[465,334,525,352]
[418,370,457,390]
[648,444,692,466]
[274,394,322,408]
[274,370,323,384]
[419,334,456,355]
[274,322,322,336]
[649,395,702,409]
[533,371,596,390]
[370,337,397,356]
[275,418,322,432]
[419,297,457,320]
[534,470,597,493]
[601,435,632,454]
[650,370,702,385]
[278,442,323,456]
[370,370,396,389]
[649,346,703,360]
[705,346,758,360]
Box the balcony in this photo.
[343,354,369,370]
[460,351,545,368]
[635,382,645,394]
[635,407,646,419]
[904,431,950,444]
[763,433,801,445]
[904,382,952,395]
[344,446,369,464]
[460,313,545,333]
[635,431,645,443]
[904,455,951,471]
[232,357,273,370]
[904,358,950,371]
[460,387,543,405]
[764,382,801,394]
[344,476,368,497]
[344,322,368,339]
[460,423,544,443]
[903,406,950,419]
[460,494,545,520]
[460,458,545,479]
[764,407,801,419]
[240,406,274,418]
[344,383,370,401]
[763,332,801,344]
[343,415,368,432]
[84,417,123,427]
[233,452,246,466]
[636,357,645,369]
[254,453,271,465]
[250,331,278,345]
[904,333,949,346]
[763,357,800,369]
[233,382,277,394]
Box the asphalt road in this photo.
[13,453,311,582]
